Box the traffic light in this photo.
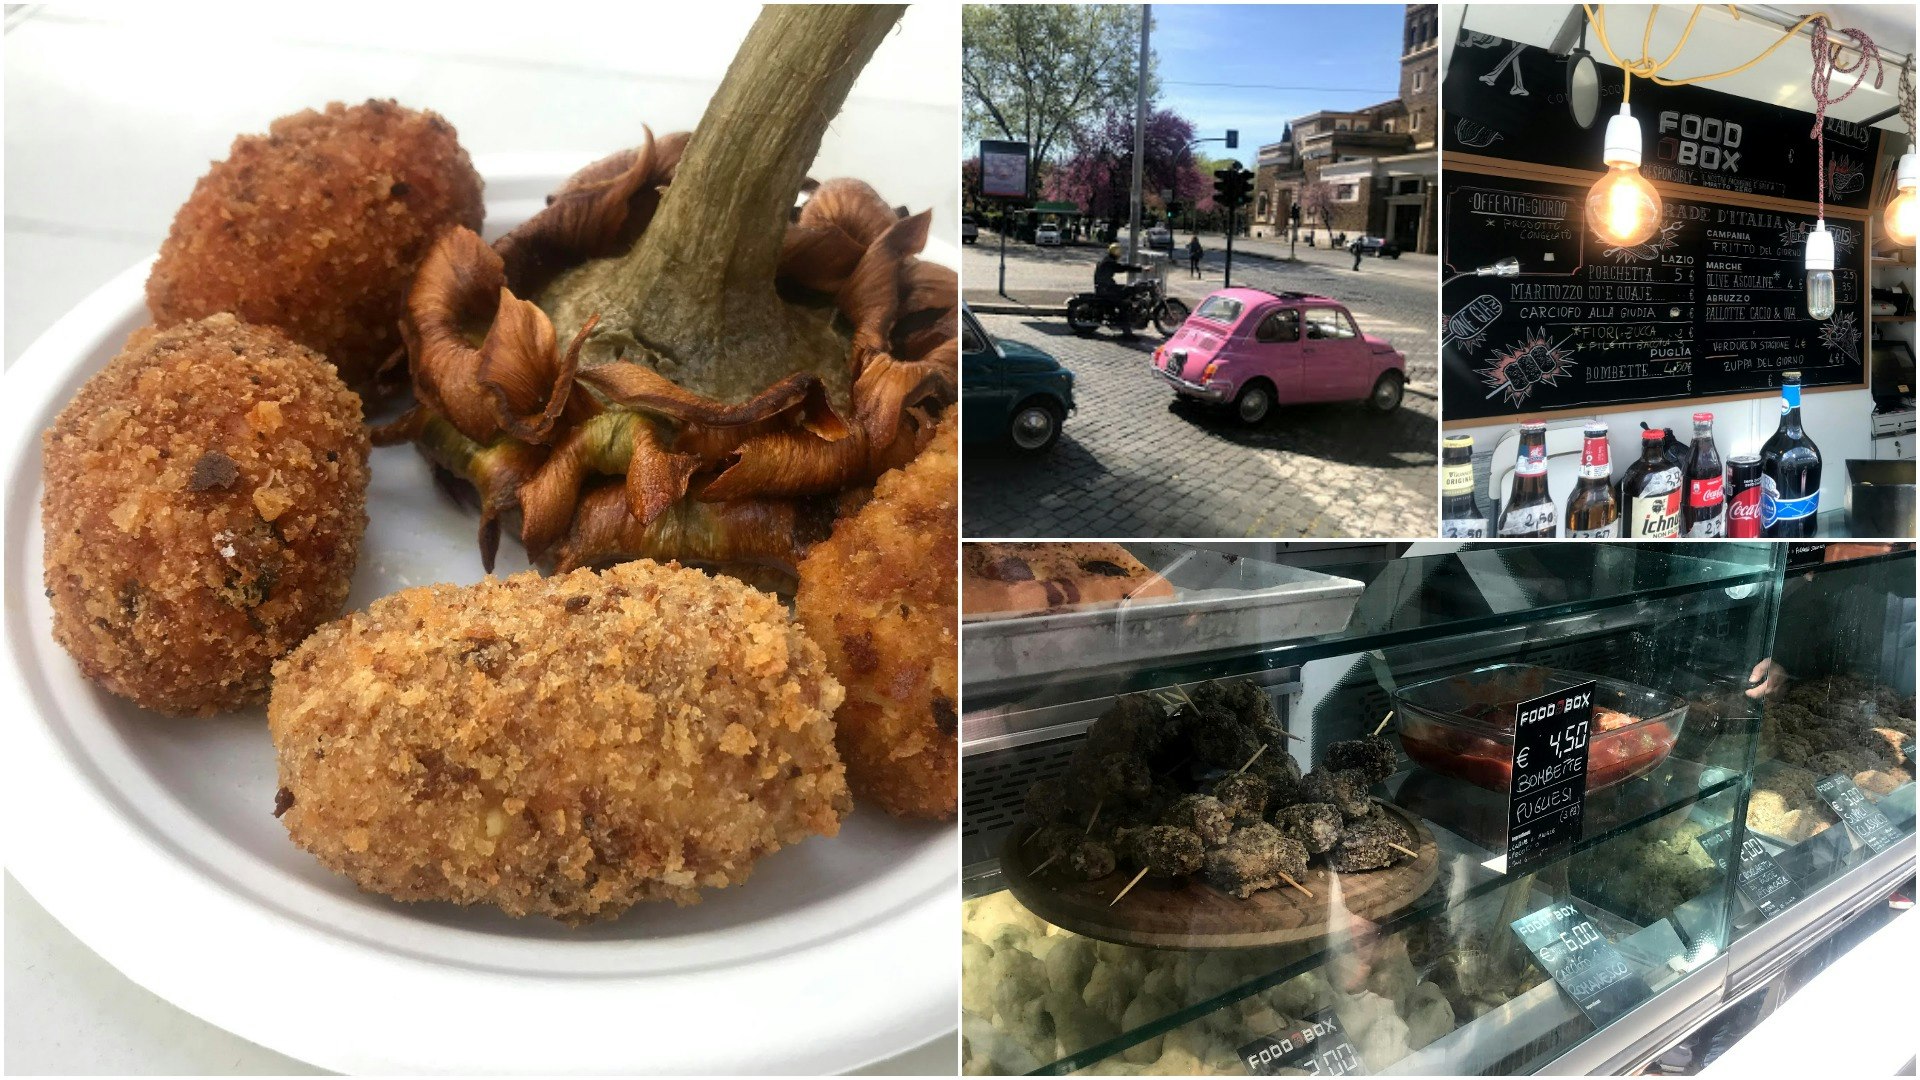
[1226,129,1239,150]
[1213,165,1254,210]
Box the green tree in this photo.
[962,5,1157,197]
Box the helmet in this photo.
[1107,243,1122,256]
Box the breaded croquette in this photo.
[268,561,850,923]
[41,314,368,714]
[795,414,957,820]
[146,99,484,388]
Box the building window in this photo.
[1413,109,1424,131]
[1335,183,1359,202]
[1335,119,1350,131]
[1397,177,1423,195]
[1257,193,1269,218]
[1414,69,1425,91]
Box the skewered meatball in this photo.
[1204,823,1308,899]
[1329,814,1414,873]
[1086,751,1154,801]
[1162,794,1233,847]
[41,314,368,714]
[1085,692,1171,759]
[1027,823,1083,865]
[1068,839,1117,880]
[1191,677,1278,728]
[1301,768,1374,822]
[1189,719,1267,771]
[1116,825,1206,877]
[1023,778,1072,824]
[1272,802,1343,855]
[1208,773,1270,826]
[1326,733,1399,787]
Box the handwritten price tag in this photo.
[1510,902,1651,1027]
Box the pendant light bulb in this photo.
[1883,152,1918,248]
[1586,104,1662,247]
[1805,221,1836,321]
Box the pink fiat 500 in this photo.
[1152,288,1406,425]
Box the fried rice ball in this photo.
[268,561,850,924]
[42,314,368,715]
[146,99,484,388]
[794,413,957,820]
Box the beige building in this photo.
[1250,4,1438,253]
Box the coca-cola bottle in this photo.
[1497,421,1557,537]
[1761,372,1822,537]
[1564,421,1619,537]
[1440,434,1488,538]
[1681,411,1726,537]
[1620,428,1683,538]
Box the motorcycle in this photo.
[1066,278,1190,338]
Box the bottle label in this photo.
[1578,460,1610,479]
[1781,383,1801,412]
[1567,522,1620,538]
[1499,503,1556,536]
[1688,475,1724,508]
[1761,476,1819,525]
[1580,438,1610,478]
[1629,492,1682,537]
[1442,517,1489,538]
[1514,441,1548,477]
[1441,462,1475,496]
[1683,512,1726,538]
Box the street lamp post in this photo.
[1126,4,1150,267]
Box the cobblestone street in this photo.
[963,236,1438,538]
[964,310,1437,538]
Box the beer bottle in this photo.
[1497,421,1557,537]
[1619,428,1683,538]
[1564,421,1619,537]
[1760,372,1822,537]
[1440,435,1488,538]
[1681,411,1726,537]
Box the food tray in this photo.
[962,544,1363,687]
[1394,663,1688,793]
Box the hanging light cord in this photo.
[1899,54,1916,148]
[1807,16,1885,218]
[1582,4,1829,103]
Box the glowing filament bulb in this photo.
[1884,152,1918,248]
[1586,105,1662,246]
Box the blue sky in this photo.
[1152,4,1412,167]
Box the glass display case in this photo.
[959,542,1915,1076]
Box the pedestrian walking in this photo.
[1351,238,1364,272]
[1186,235,1204,278]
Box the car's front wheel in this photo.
[1368,371,1404,412]
[1066,298,1103,336]
[1234,380,1275,426]
[1008,399,1064,452]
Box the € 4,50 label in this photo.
[1510,902,1652,1027]
[1238,1007,1367,1076]
[1506,680,1597,874]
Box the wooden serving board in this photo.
[1002,800,1440,950]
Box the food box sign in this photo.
[1237,1007,1367,1076]
[1510,902,1653,1028]
[1697,822,1801,920]
[1505,679,1597,874]
[1814,774,1902,854]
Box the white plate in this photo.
[2,161,957,1075]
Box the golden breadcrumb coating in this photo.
[268,561,851,924]
[146,99,485,388]
[795,414,957,820]
[41,314,369,715]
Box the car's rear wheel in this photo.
[1009,399,1064,452]
[1153,298,1191,336]
[1368,371,1404,412]
[1234,380,1275,426]
[1066,298,1103,336]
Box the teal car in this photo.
[962,304,1076,453]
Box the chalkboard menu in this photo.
[1444,36,1879,210]
[1442,173,1866,419]
[1238,1007,1367,1076]
[1507,680,1597,873]
[1698,822,1801,919]
[1510,901,1652,1027]
[1814,774,1903,853]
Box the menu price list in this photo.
[1814,774,1903,854]
[1510,902,1653,1028]
[1697,822,1800,919]
[1506,680,1597,874]
[1238,1008,1367,1076]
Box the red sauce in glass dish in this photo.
[1400,705,1677,793]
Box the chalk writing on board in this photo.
[1481,329,1577,405]
[1820,312,1860,364]
[1602,221,1683,264]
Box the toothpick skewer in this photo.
[1372,710,1395,737]
[1234,743,1269,776]
[1024,827,1043,847]
[1277,872,1313,898]
[1110,866,1151,906]
[1388,842,1419,860]
[1032,852,1061,875]
[1085,800,1103,835]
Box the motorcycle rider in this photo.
[1094,242,1147,339]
